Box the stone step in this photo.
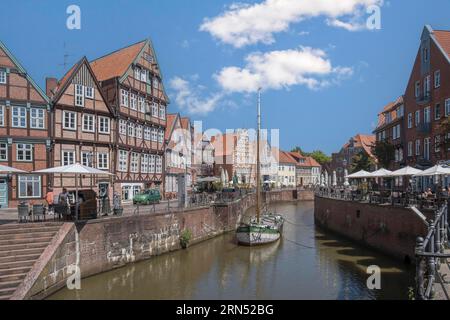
[0,266,32,277]
[0,242,50,252]
[0,286,16,297]
[0,280,21,290]
[0,236,54,246]
[0,226,61,236]
[0,253,41,264]
[0,272,27,283]
[0,259,37,270]
[0,231,57,241]
[0,294,12,300]
[0,247,45,258]
[0,222,63,230]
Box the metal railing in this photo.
[415,201,450,300]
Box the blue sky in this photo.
[1,0,450,154]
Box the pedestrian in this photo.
[59,188,69,205]
[45,187,54,214]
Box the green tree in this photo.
[308,150,332,165]
[372,141,395,168]
[350,151,375,173]
[291,146,305,155]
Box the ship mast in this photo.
[256,88,261,224]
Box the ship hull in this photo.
[236,225,281,246]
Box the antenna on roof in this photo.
[58,42,72,71]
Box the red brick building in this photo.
[46,57,116,199]
[0,41,50,208]
[373,96,405,170]
[404,25,450,169]
[90,40,168,201]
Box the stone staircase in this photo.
[0,223,63,300]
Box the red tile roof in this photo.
[165,113,178,141]
[211,133,237,157]
[90,40,146,82]
[434,30,450,58]
[288,152,321,168]
[376,95,404,129]
[279,150,297,165]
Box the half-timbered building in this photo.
[0,41,50,208]
[46,57,116,199]
[90,40,168,201]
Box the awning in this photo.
[33,163,113,175]
[413,165,450,177]
[346,170,371,179]
[0,164,28,174]
[368,168,393,178]
[390,166,423,177]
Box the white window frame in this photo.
[135,68,141,81]
[130,152,139,173]
[144,127,151,141]
[446,99,450,117]
[424,106,431,124]
[151,128,158,142]
[16,144,33,162]
[141,69,147,82]
[81,151,93,167]
[135,125,143,139]
[63,111,77,130]
[98,116,110,134]
[128,123,135,137]
[152,103,158,117]
[424,137,430,160]
[130,93,137,110]
[119,120,127,135]
[0,143,6,161]
[18,175,41,199]
[85,86,95,99]
[150,155,155,173]
[75,84,85,107]
[156,155,162,174]
[62,150,76,166]
[407,113,412,129]
[415,81,420,98]
[118,150,128,172]
[435,136,441,153]
[138,97,145,113]
[121,90,129,107]
[435,70,441,88]
[30,108,45,129]
[141,154,149,174]
[158,129,164,143]
[159,105,165,119]
[0,105,5,127]
[0,70,6,84]
[82,114,95,133]
[12,106,27,128]
[415,110,420,126]
[415,140,421,156]
[408,141,413,157]
[97,152,109,170]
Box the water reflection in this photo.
[49,201,413,300]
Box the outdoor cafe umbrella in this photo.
[33,163,113,220]
[368,168,393,178]
[390,166,423,177]
[413,165,450,177]
[197,177,220,183]
[0,164,27,173]
[346,170,371,179]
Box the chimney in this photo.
[46,77,58,98]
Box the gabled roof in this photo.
[433,30,450,59]
[90,40,147,82]
[279,150,297,165]
[375,95,404,129]
[165,113,179,141]
[342,134,376,159]
[180,117,191,131]
[0,40,49,104]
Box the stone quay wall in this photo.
[22,189,313,299]
[314,195,432,262]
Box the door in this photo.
[0,178,8,208]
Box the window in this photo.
[17,144,32,161]
[82,114,95,132]
[130,153,139,173]
[385,113,392,124]
[138,97,145,113]
[144,127,151,141]
[85,86,94,99]
[0,71,6,84]
[435,136,441,153]
[156,155,162,173]
[415,140,421,156]
[435,104,441,120]
[118,150,128,172]
[121,90,129,107]
[393,124,401,140]
[423,47,429,62]
[141,154,149,174]
[97,153,109,170]
[134,68,141,80]
[18,175,41,198]
[140,69,147,82]
[0,105,4,126]
[446,99,450,117]
[151,128,158,142]
[136,125,143,139]
[158,129,164,143]
[408,141,413,157]
[30,108,45,129]
[159,105,165,119]
[424,75,431,97]
[435,70,441,88]
[98,117,110,134]
[12,106,27,128]
[396,105,404,118]
[62,150,75,166]
[415,110,420,126]
[149,155,155,173]
[75,84,84,107]
[119,120,127,135]
[0,143,7,161]
[424,137,430,160]
[407,113,413,129]
[128,123,135,137]
[415,81,421,98]
[424,106,431,123]
[81,152,93,167]
[130,94,137,110]
[153,78,159,91]
[152,103,158,117]
[63,111,77,130]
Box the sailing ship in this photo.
[236,89,285,246]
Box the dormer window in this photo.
[85,86,94,99]
[75,84,84,107]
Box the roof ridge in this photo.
[90,39,147,63]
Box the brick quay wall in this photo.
[18,189,313,300]
[314,195,432,263]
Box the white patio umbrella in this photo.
[413,165,450,177]
[33,163,113,220]
[344,169,350,187]
[332,171,337,187]
[346,170,371,179]
[368,168,393,178]
[0,164,27,173]
[390,166,423,177]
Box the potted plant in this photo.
[179,229,192,249]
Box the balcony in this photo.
[416,92,432,105]
[416,122,431,134]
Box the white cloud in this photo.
[169,77,223,115]
[215,47,352,93]
[326,18,365,31]
[200,0,383,47]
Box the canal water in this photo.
[49,201,414,300]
